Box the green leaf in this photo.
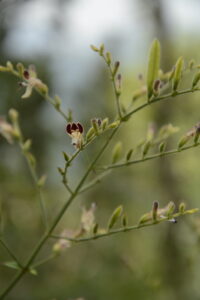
[142,140,151,157]
[178,135,191,149]
[126,149,133,161]
[147,39,161,99]
[159,142,166,153]
[172,56,184,91]
[86,127,95,142]
[4,261,20,270]
[192,71,200,88]
[29,268,38,276]
[108,205,123,230]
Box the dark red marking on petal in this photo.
[66,123,72,134]
[23,70,30,80]
[71,123,78,131]
[77,123,83,133]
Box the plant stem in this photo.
[101,142,200,170]
[123,88,200,120]
[19,144,48,230]
[102,54,122,119]
[0,128,118,299]
[50,208,199,243]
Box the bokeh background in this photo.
[1,0,200,299]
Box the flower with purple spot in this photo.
[66,122,84,149]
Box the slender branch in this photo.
[0,127,119,299]
[100,142,200,170]
[50,209,199,243]
[78,170,111,194]
[123,88,200,121]
[32,253,56,268]
[0,239,23,268]
[101,54,122,119]
[18,142,48,230]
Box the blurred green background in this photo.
[1,0,200,299]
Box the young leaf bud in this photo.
[178,135,191,149]
[63,151,70,162]
[194,123,200,144]
[108,120,120,129]
[147,39,161,100]
[8,109,19,123]
[172,56,184,91]
[179,202,186,213]
[16,63,25,78]
[108,205,123,230]
[86,127,95,142]
[159,142,166,153]
[105,52,112,65]
[166,201,175,217]
[37,175,47,188]
[90,45,99,52]
[122,213,128,227]
[22,139,32,152]
[188,59,195,70]
[91,119,99,135]
[192,72,200,89]
[101,118,109,130]
[54,95,62,109]
[153,79,161,96]
[57,167,64,176]
[93,223,98,235]
[126,149,133,161]
[6,61,14,71]
[138,213,151,224]
[142,140,151,157]
[112,141,122,164]
[27,153,36,168]
[152,201,159,221]
[112,61,120,77]
[99,44,104,56]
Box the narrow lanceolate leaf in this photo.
[86,127,95,141]
[147,39,161,99]
[126,149,133,161]
[159,142,166,153]
[142,140,151,157]
[172,57,184,91]
[3,261,21,270]
[192,72,200,89]
[108,205,123,230]
[178,135,191,149]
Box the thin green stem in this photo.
[102,54,122,119]
[20,144,48,230]
[0,127,119,299]
[78,170,111,194]
[50,209,199,243]
[0,239,23,268]
[32,253,56,268]
[101,142,200,170]
[123,88,200,121]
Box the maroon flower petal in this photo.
[71,123,78,131]
[77,122,83,133]
[23,70,30,80]
[66,123,72,134]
